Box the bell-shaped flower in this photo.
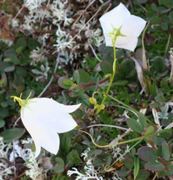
[99,3,146,51]
[11,96,81,157]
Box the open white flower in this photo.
[12,96,80,157]
[99,3,146,51]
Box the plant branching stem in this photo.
[87,124,129,131]
[103,40,117,102]
[79,129,144,149]
[118,136,143,145]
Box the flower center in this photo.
[11,93,31,108]
[109,26,125,46]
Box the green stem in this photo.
[79,129,144,149]
[103,43,117,101]
[95,27,125,113]
[96,38,117,113]
[118,136,144,145]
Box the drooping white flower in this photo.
[12,96,80,157]
[99,3,146,51]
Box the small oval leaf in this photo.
[137,146,157,162]
[144,161,164,172]
[161,141,170,161]
[0,128,25,143]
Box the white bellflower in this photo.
[99,3,146,51]
[12,96,80,157]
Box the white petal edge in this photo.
[116,36,138,51]
[34,143,41,158]
[32,131,60,156]
[56,102,81,113]
[121,15,146,37]
[53,113,78,133]
[21,106,60,157]
[104,35,138,51]
[31,98,81,113]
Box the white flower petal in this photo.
[53,113,77,133]
[121,15,146,37]
[20,97,79,156]
[105,35,138,51]
[102,32,113,47]
[32,131,59,156]
[21,107,60,156]
[116,36,138,51]
[99,3,130,33]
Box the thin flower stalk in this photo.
[79,129,144,149]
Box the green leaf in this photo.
[127,118,144,133]
[63,79,74,89]
[161,141,170,161]
[15,37,27,54]
[118,59,136,80]
[136,112,148,128]
[4,48,19,65]
[0,62,12,73]
[135,0,148,4]
[159,0,173,8]
[52,175,68,180]
[58,77,74,89]
[137,146,157,162]
[27,38,40,50]
[98,45,113,61]
[144,126,155,137]
[159,164,173,176]
[53,157,65,173]
[60,134,72,154]
[66,150,81,166]
[4,65,15,72]
[100,60,112,74]
[133,157,140,180]
[150,56,167,74]
[73,69,90,83]
[143,126,155,141]
[0,128,25,143]
[153,136,165,146]
[0,119,5,128]
[136,170,150,180]
[0,73,7,87]
[84,57,98,69]
[158,128,173,139]
[144,161,165,172]
[0,108,9,118]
